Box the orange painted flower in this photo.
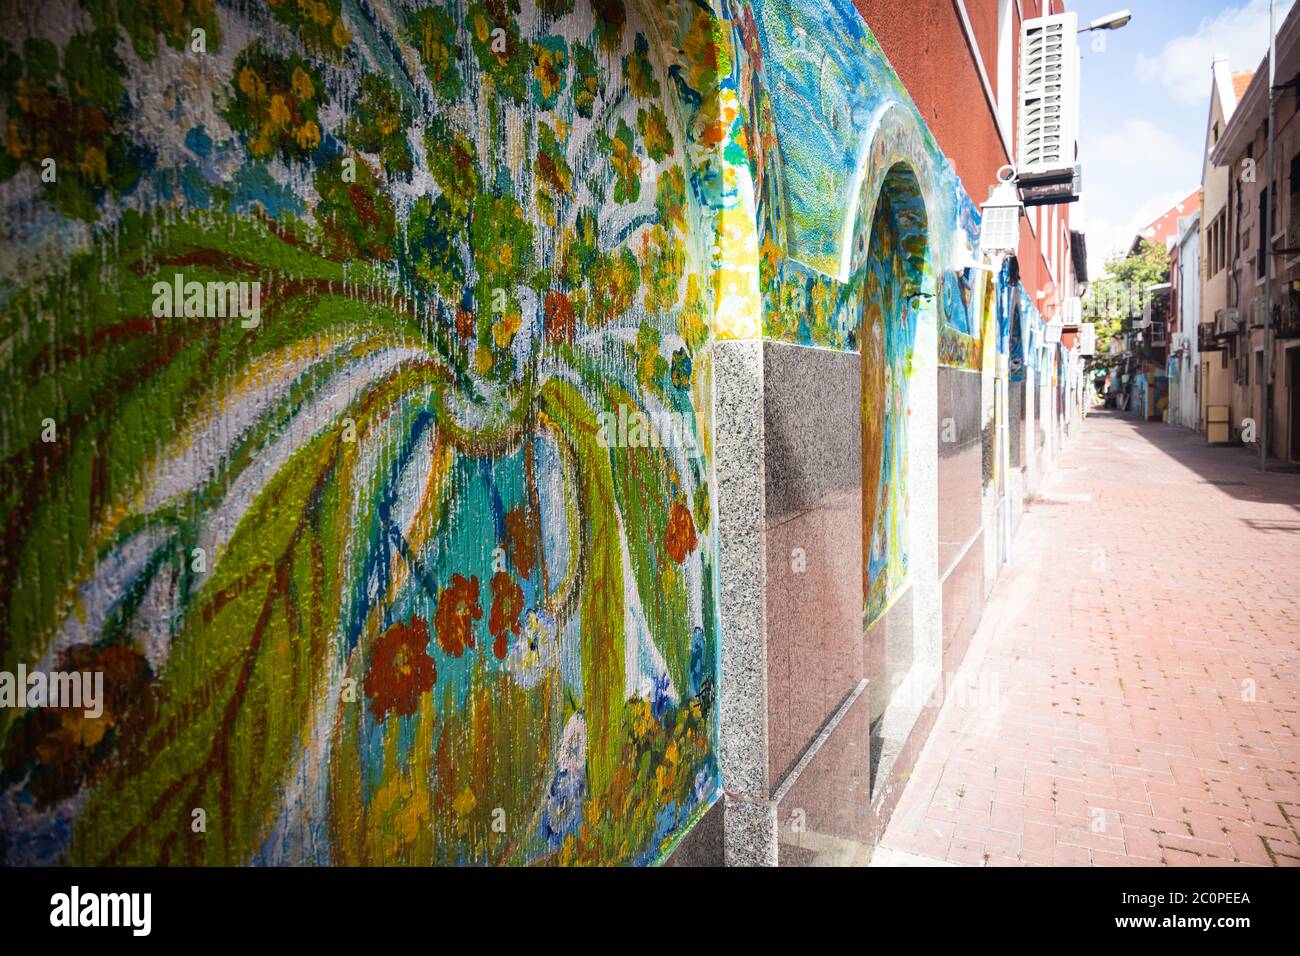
[364,617,437,720]
[455,307,476,339]
[504,506,539,576]
[545,290,575,343]
[664,500,698,564]
[489,570,525,660]
[435,573,482,656]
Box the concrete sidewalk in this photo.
[876,410,1300,866]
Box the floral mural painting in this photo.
[859,166,928,624]
[0,0,729,866]
[733,0,981,358]
[731,0,990,626]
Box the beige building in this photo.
[1199,58,1251,440]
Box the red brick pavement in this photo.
[878,410,1300,866]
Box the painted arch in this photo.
[855,158,931,625]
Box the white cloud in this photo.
[1077,118,1200,276]
[1079,189,1190,279]
[1087,117,1199,172]
[1136,0,1295,105]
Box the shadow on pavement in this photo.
[1076,408,1300,510]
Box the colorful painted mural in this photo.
[0,0,736,866]
[725,0,983,622]
[1014,283,1046,382]
[0,0,1018,864]
[858,168,926,623]
[725,0,981,361]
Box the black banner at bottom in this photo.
[0,865,1285,942]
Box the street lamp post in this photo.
[1078,10,1132,34]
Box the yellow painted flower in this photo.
[492,310,521,348]
[452,786,477,816]
[290,66,315,101]
[533,48,564,103]
[78,146,108,185]
[760,232,782,275]
[6,118,27,158]
[475,345,494,375]
[493,241,514,273]
[238,66,266,101]
[655,761,675,796]
[269,94,291,128]
[332,16,351,48]
[250,129,273,158]
[609,134,641,188]
[630,699,656,744]
[678,274,708,352]
[296,120,321,151]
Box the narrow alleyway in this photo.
[876,410,1300,867]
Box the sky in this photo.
[1073,0,1294,278]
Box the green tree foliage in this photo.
[1083,239,1170,365]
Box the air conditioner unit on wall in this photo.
[1018,13,1080,178]
[1079,322,1096,355]
[1215,307,1241,337]
[1062,296,1082,324]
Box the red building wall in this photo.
[1133,189,1202,251]
[854,0,1070,310]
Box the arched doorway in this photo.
[857,162,940,794]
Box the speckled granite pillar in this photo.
[712,339,776,866]
[724,795,779,866]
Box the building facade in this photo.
[1200,60,1253,442]
[0,0,1086,866]
[1171,211,1202,430]
[1208,3,1300,462]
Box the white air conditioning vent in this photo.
[1018,13,1080,177]
[1215,307,1240,337]
[1079,322,1096,355]
[1062,296,1082,324]
[1170,331,1187,353]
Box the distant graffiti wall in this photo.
[0,0,733,866]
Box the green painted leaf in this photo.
[601,384,690,697]
[70,428,342,864]
[538,377,624,800]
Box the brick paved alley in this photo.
[876,410,1300,867]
